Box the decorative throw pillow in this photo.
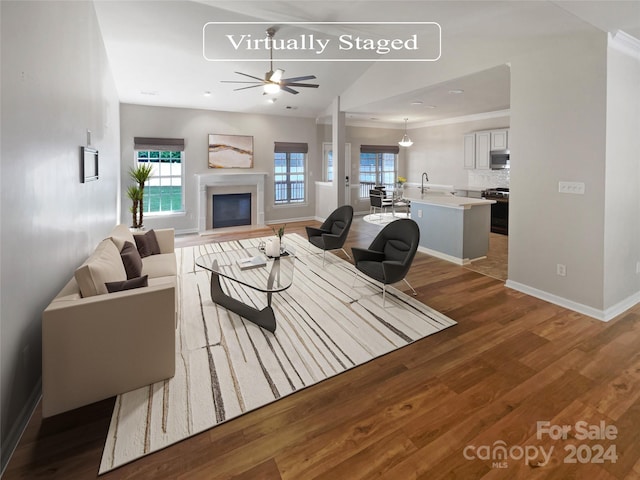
[105,274,148,293]
[120,241,143,279]
[134,229,161,258]
[74,238,127,297]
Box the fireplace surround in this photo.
[197,172,267,234]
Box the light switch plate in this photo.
[559,181,585,195]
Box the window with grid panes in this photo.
[358,151,397,198]
[135,149,184,214]
[274,142,307,205]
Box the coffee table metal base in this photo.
[209,272,277,333]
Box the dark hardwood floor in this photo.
[5,218,640,479]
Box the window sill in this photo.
[145,211,186,218]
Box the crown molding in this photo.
[316,109,511,130]
[609,30,640,61]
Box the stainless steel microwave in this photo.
[490,150,510,169]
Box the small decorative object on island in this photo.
[127,164,154,230]
[266,224,286,257]
[397,176,407,189]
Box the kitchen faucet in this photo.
[421,172,429,194]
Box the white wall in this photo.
[508,32,608,311]
[0,1,120,470]
[603,36,640,309]
[119,105,319,232]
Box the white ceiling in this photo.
[94,0,640,129]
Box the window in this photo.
[359,145,399,198]
[134,137,185,214]
[274,142,308,205]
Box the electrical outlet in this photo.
[556,264,567,276]
[417,209,423,218]
[559,181,585,195]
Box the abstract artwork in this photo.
[208,134,253,168]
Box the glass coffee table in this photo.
[195,247,296,333]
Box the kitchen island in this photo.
[403,188,495,265]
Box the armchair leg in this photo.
[322,250,326,267]
[382,284,387,307]
[403,278,417,296]
[340,248,352,260]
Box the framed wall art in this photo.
[81,146,99,182]
[208,134,253,168]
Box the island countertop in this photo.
[402,189,495,209]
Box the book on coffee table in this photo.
[237,255,267,270]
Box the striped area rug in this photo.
[98,233,456,474]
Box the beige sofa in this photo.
[42,225,177,417]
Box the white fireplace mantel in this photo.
[196,172,268,234]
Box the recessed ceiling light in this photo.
[203,91,211,97]
[426,105,437,109]
[268,98,277,104]
[448,89,464,94]
[140,90,159,96]
[411,101,423,105]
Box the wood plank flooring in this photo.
[5,218,640,479]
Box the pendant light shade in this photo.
[398,118,413,147]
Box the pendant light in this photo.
[398,118,413,147]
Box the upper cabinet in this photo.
[463,128,509,170]
[463,134,475,169]
[490,129,509,151]
[475,131,491,170]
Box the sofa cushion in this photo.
[134,229,161,258]
[74,238,127,297]
[120,241,143,279]
[142,253,177,278]
[110,224,136,252]
[105,275,149,293]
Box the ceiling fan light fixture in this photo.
[398,118,413,147]
[264,82,280,94]
[270,69,284,83]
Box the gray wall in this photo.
[509,32,608,310]
[119,104,319,232]
[0,1,120,470]
[317,123,406,213]
[404,115,511,189]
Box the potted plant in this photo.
[128,164,154,229]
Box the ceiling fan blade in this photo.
[234,71,266,82]
[282,75,316,83]
[284,83,319,88]
[221,80,263,84]
[233,85,263,91]
[281,85,299,95]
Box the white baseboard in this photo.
[417,246,485,266]
[505,280,640,322]
[1,378,42,475]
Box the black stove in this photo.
[482,187,509,235]
[483,187,510,199]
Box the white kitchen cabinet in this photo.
[491,129,509,150]
[475,131,491,170]
[463,134,475,169]
[463,128,509,169]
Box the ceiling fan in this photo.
[221,27,319,95]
